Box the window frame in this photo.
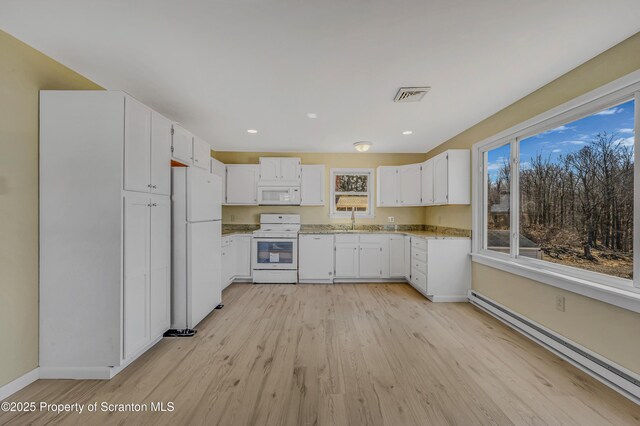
[472,70,640,313]
[330,168,375,219]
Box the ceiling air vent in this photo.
[393,87,431,103]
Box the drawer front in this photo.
[335,234,358,244]
[411,237,427,251]
[300,234,333,242]
[359,234,385,243]
[411,248,427,263]
[412,258,427,275]
[411,268,427,292]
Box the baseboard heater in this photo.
[468,290,640,404]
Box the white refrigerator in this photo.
[170,167,222,335]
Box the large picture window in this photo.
[474,80,639,300]
[330,168,374,218]
[518,99,635,279]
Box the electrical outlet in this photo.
[387,216,395,223]
[555,295,565,312]
[230,214,236,222]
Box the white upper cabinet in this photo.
[123,98,172,196]
[432,149,470,205]
[280,158,301,182]
[259,157,280,181]
[192,136,210,170]
[123,97,151,193]
[259,157,301,185]
[420,159,434,206]
[377,166,399,206]
[300,165,325,206]
[399,164,422,206]
[433,152,449,205]
[375,150,469,207]
[210,157,226,204]
[171,124,193,165]
[226,165,259,204]
[150,112,172,195]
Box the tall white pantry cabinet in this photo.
[39,91,171,379]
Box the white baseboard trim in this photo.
[333,278,406,283]
[39,366,113,380]
[0,368,39,401]
[468,290,640,404]
[428,295,468,302]
[40,335,163,380]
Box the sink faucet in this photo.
[350,207,356,230]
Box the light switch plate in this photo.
[387,216,395,223]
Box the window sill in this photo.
[471,253,640,314]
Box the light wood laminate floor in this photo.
[2,283,639,425]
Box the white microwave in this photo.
[257,186,300,205]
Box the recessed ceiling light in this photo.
[402,130,413,135]
[353,141,372,152]
[247,129,258,134]
[306,113,317,119]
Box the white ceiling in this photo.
[1,1,639,153]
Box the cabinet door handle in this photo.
[147,184,152,188]
[152,185,157,189]
[152,203,157,207]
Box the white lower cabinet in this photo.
[221,234,252,289]
[298,234,334,283]
[232,235,252,279]
[310,232,470,301]
[334,235,359,278]
[221,237,234,289]
[389,235,405,278]
[123,193,151,359]
[149,195,171,340]
[359,243,383,277]
[333,234,388,280]
[404,236,411,280]
[407,237,471,301]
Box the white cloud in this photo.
[559,140,586,145]
[614,136,635,147]
[594,107,623,115]
[552,149,562,153]
[617,128,634,134]
[542,125,576,134]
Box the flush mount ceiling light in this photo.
[353,141,372,152]
[402,130,413,135]
[306,113,317,119]
[247,129,258,134]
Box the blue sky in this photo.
[488,99,635,181]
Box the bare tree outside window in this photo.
[515,99,635,279]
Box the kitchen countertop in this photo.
[221,225,470,239]
[297,229,469,239]
[222,230,254,236]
